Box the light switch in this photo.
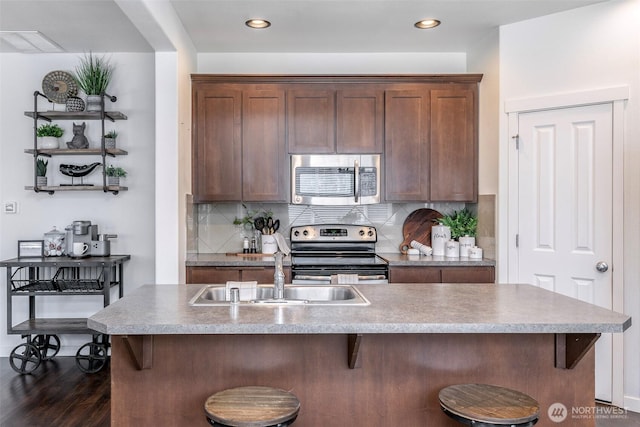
[3,201,18,214]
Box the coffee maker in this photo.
[65,220,98,256]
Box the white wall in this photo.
[499,0,640,410]
[197,52,466,74]
[0,52,156,356]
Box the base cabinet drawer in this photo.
[389,267,441,283]
[186,266,290,284]
[389,266,494,284]
[441,266,495,283]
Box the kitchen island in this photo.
[89,283,630,426]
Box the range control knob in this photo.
[293,230,300,237]
[303,230,309,236]
[368,230,374,237]
[359,229,365,236]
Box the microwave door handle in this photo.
[354,159,360,203]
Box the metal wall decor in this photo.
[42,71,78,104]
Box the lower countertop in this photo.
[88,283,630,336]
[185,253,495,267]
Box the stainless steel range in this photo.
[290,224,388,284]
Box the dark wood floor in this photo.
[2,356,640,426]
[1,357,109,427]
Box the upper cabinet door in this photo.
[384,90,430,201]
[287,89,335,153]
[429,88,477,202]
[242,90,287,202]
[336,89,384,153]
[192,88,242,202]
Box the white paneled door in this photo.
[517,103,613,401]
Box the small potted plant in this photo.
[105,165,127,186]
[104,130,118,149]
[36,123,64,149]
[435,208,478,257]
[36,157,48,187]
[435,208,478,240]
[73,52,114,112]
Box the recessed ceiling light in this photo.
[245,19,271,29]
[414,19,441,29]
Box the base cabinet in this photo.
[110,333,595,426]
[186,266,291,284]
[389,266,495,284]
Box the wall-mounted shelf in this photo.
[24,111,128,122]
[25,148,128,157]
[26,91,128,195]
[25,185,128,193]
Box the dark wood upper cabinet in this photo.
[287,89,335,153]
[192,88,242,202]
[384,85,478,203]
[336,89,384,153]
[384,90,430,201]
[242,90,287,201]
[288,88,384,154]
[191,75,482,203]
[430,88,477,201]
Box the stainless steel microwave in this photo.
[291,154,381,205]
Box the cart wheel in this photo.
[9,343,42,374]
[75,343,108,373]
[33,334,61,360]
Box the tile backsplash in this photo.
[187,195,496,258]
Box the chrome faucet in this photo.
[274,251,285,300]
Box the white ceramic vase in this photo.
[38,136,59,149]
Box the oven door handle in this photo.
[294,275,332,282]
[354,159,360,204]
[294,274,387,282]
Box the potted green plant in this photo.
[73,52,114,112]
[104,130,118,149]
[36,157,48,187]
[36,123,64,149]
[105,165,127,186]
[435,208,478,240]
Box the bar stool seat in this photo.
[439,384,539,426]
[205,386,300,427]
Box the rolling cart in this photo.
[1,255,130,374]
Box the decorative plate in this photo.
[42,70,78,104]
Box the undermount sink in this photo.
[189,285,370,306]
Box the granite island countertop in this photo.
[88,283,630,335]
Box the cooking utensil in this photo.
[272,219,280,233]
[253,217,265,232]
[266,218,274,234]
[399,208,443,254]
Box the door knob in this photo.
[595,261,609,273]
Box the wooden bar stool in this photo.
[439,384,539,426]
[205,386,300,427]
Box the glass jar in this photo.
[43,226,65,257]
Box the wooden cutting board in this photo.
[399,208,443,254]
